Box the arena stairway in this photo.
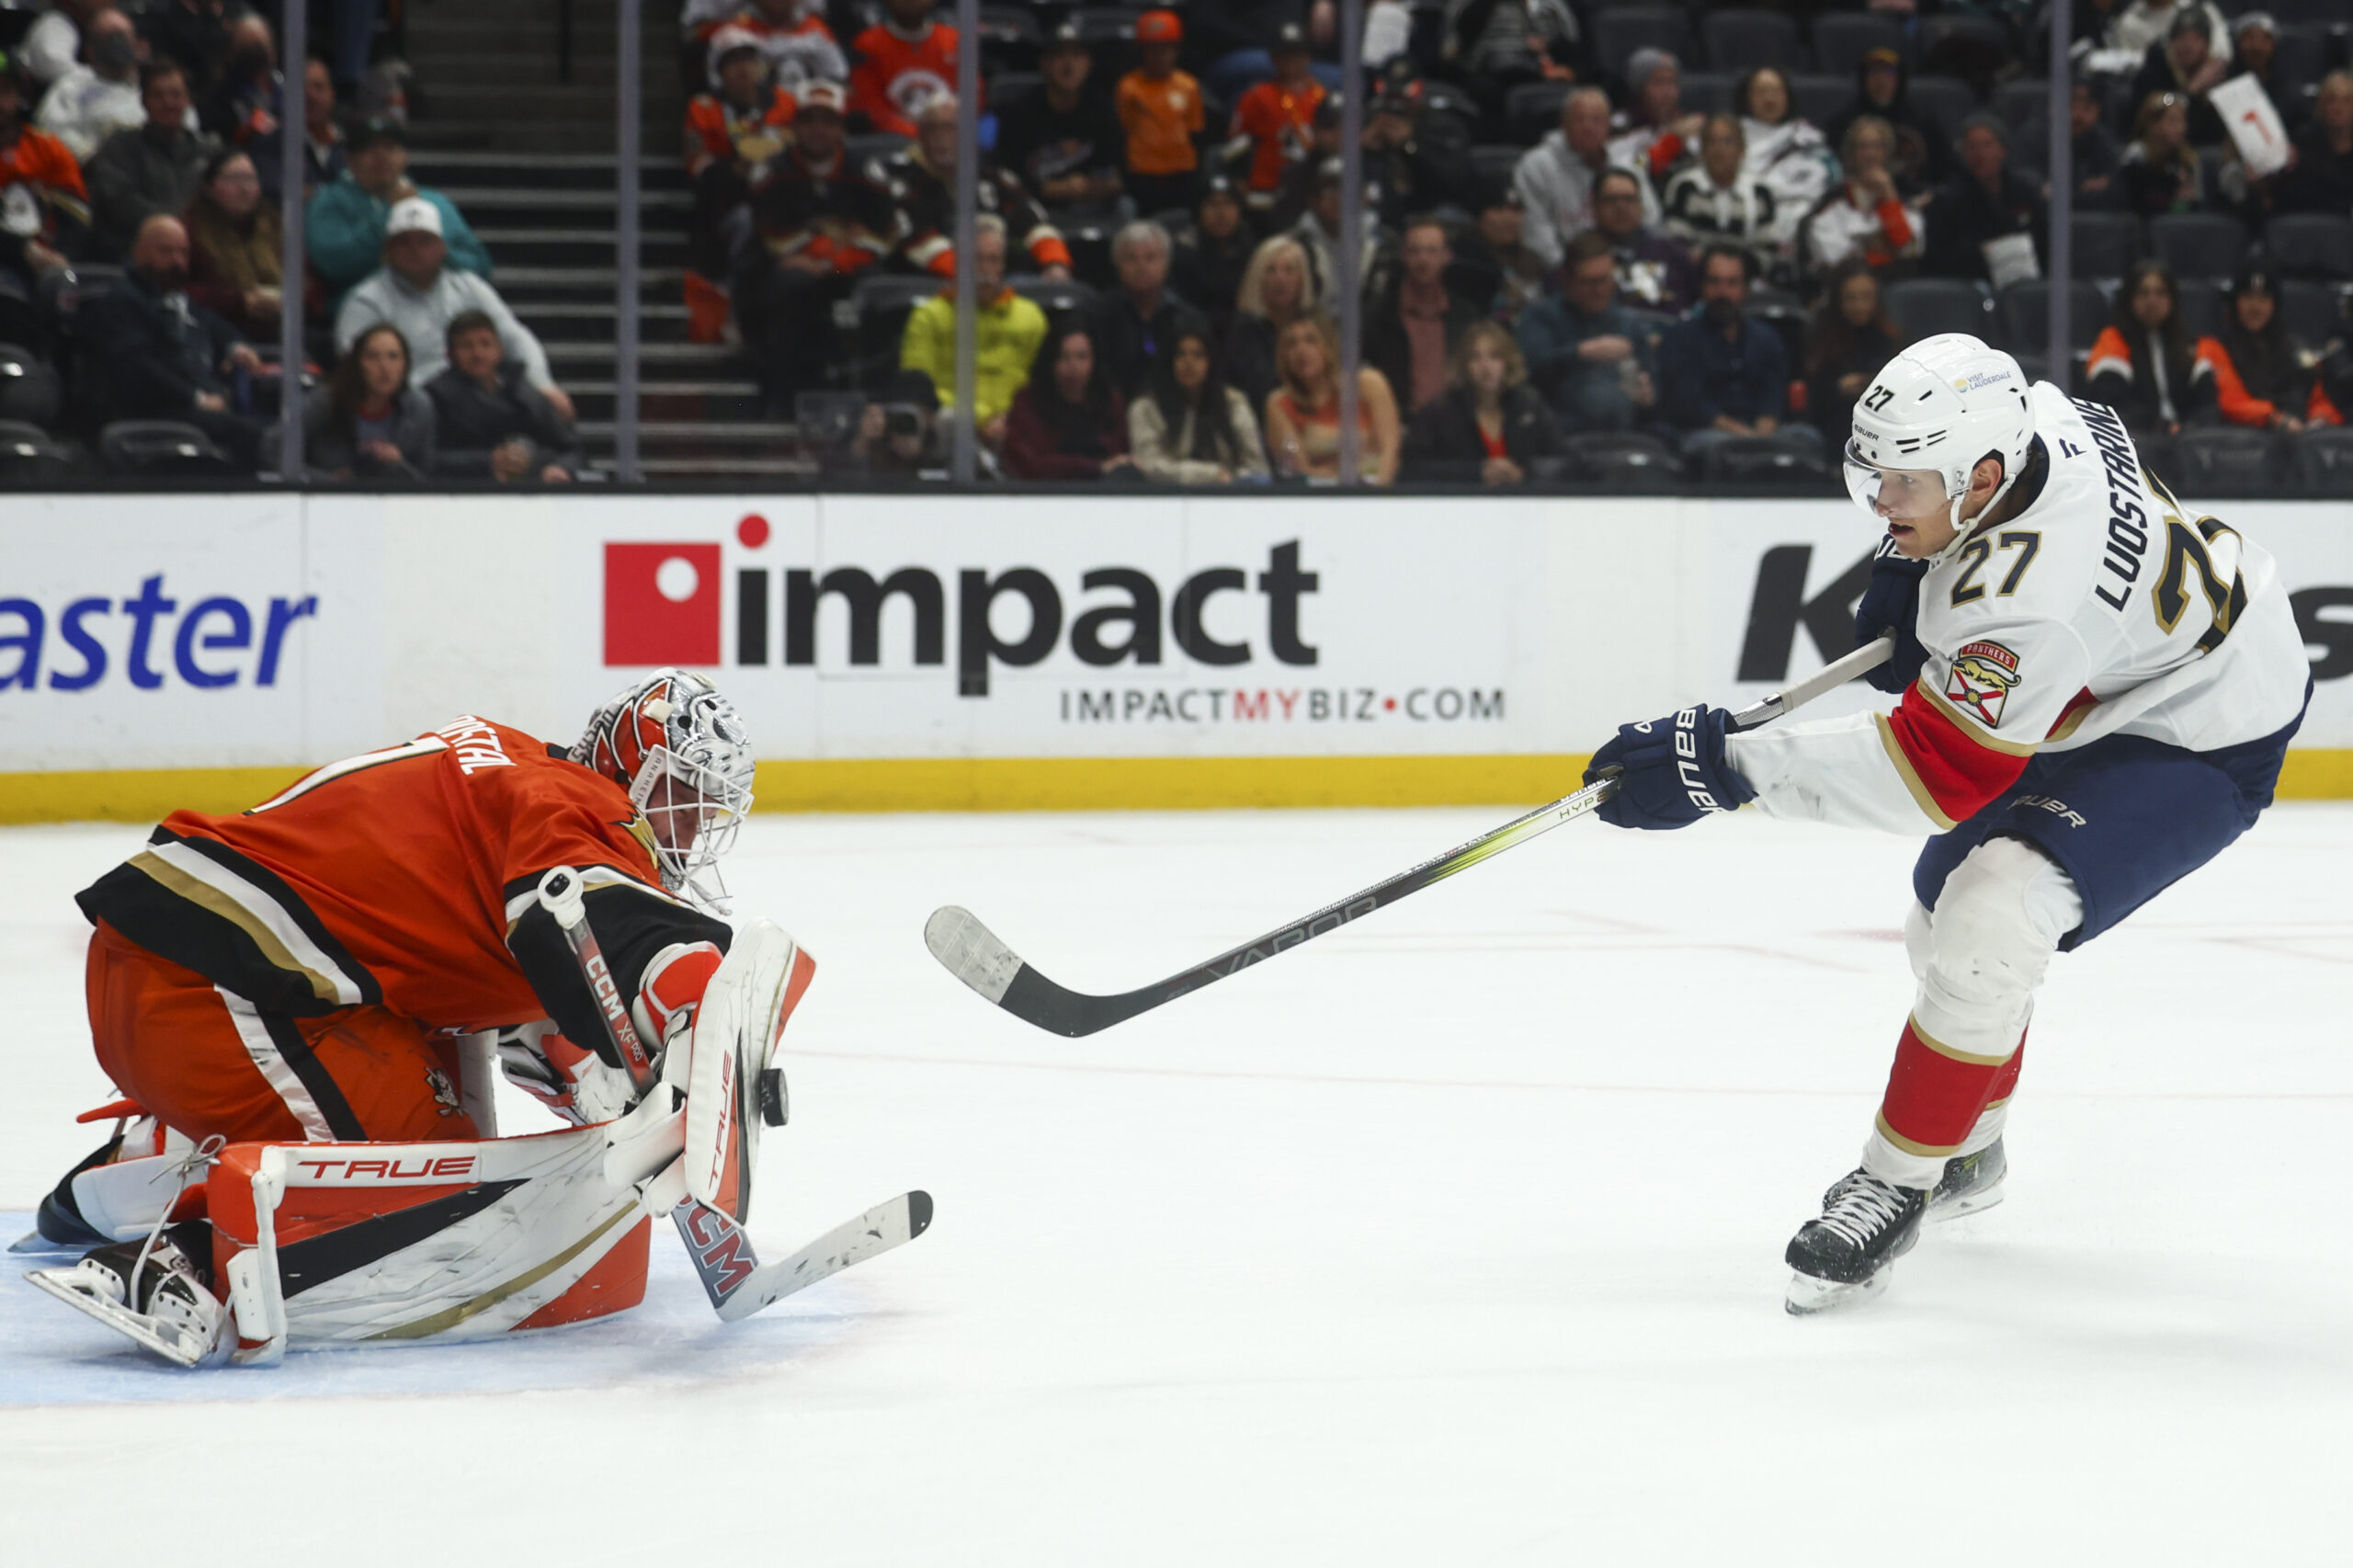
[401,0,813,480]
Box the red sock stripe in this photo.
[1880,1019,2012,1152]
[1984,1036,2026,1108]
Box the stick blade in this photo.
[714,1190,934,1323]
[925,905,1026,1004]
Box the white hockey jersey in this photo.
[1727,381,2312,835]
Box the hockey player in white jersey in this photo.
[1581,334,2312,1312]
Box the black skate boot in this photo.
[1785,1170,1926,1315]
[26,1223,226,1366]
[1928,1138,2006,1221]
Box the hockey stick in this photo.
[925,635,1895,1038]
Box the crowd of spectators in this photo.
[0,1,575,479]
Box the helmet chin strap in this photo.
[1927,457,2019,566]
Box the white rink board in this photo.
[2,494,2348,772]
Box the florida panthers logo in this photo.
[1947,641,2021,727]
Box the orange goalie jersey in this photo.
[76,714,734,1054]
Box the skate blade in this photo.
[1784,1267,1891,1316]
[1927,1186,2005,1222]
[9,1230,77,1254]
[24,1267,218,1367]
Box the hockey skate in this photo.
[1784,1170,1927,1315]
[26,1229,228,1367]
[1927,1138,2006,1221]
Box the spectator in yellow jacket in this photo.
[899,214,1048,445]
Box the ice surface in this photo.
[2,806,2350,1563]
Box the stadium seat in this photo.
[0,343,61,427]
[2172,426,2289,497]
[1071,8,1138,72]
[1785,74,1851,130]
[1011,277,1098,321]
[1999,280,2107,360]
[1700,10,1805,73]
[1420,82,1476,126]
[2174,277,2226,342]
[2264,215,2353,280]
[1903,75,1982,144]
[2277,279,2346,352]
[1678,72,1735,114]
[2069,211,2143,279]
[2263,0,2348,23]
[98,420,233,477]
[1471,145,1526,203]
[1697,434,1830,484]
[847,132,910,176]
[2271,24,2337,103]
[1993,78,2049,134]
[1505,81,1571,145]
[1881,278,1995,344]
[2292,426,2353,497]
[2148,213,2251,282]
[1562,431,1683,489]
[1810,14,1909,78]
[0,418,73,480]
[1590,6,1694,79]
[975,7,1040,57]
[1915,15,2013,86]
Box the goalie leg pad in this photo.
[682,919,814,1223]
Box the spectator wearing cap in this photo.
[0,51,88,306]
[1823,47,1950,198]
[1288,153,1385,304]
[738,79,895,407]
[1609,50,1705,188]
[1170,175,1250,335]
[1092,219,1193,398]
[1655,243,1818,463]
[308,117,491,308]
[995,22,1126,215]
[1514,230,1653,435]
[1922,114,2047,283]
[2197,259,2342,432]
[882,94,1072,280]
[848,0,961,141]
[1427,0,1578,133]
[1360,65,1472,235]
[249,57,346,205]
[1187,3,1343,108]
[1363,216,1481,416]
[1659,114,1779,283]
[2108,0,2231,69]
[1589,165,1696,317]
[2223,13,2303,136]
[724,0,846,97]
[1228,23,1324,210]
[684,28,798,343]
[1268,88,1346,233]
[900,214,1048,446]
[199,13,279,149]
[335,197,572,418]
[1451,183,1544,323]
[1118,10,1206,219]
[1513,86,1657,275]
[38,8,193,164]
[77,211,271,470]
[426,309,584,483]
[2129,11,2230,147]
[2277,71,2353,218]
[84,60,215,258]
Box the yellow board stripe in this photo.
[1,749,2350,823]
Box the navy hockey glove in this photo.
[1853,544,1930,695]
[1582,706,1757,830]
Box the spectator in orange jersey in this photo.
[1118,10,1204,218]
[849,0,961,140]
[1228,22,1322,210]
[2197,261,2343,433]
[682,28,797,341]
[880,95,1071,279]
[2087,259,2214,441]
[0,51,89,308]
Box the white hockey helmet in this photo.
[573,668,756,908]
[1844,333,2035,559]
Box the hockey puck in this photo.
[756,1067,788,1127]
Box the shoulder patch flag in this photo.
[1947,640,2021,728]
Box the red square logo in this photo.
[605,542,722,666]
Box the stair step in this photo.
[478,228,690,267]
[580,420,794,445]
[546,340,737,367]
[608,457,825,479]
[435,187,692,212]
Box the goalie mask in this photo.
[1844,334,2035,563]
[573,669,755,908]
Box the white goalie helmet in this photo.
[1844,333,2036,561]
[573,669,756,908]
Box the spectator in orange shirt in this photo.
[0,51,88,316]
[1229,22,1322,210]
[682,28,797,342]
[1118,10,1204,218]
[850,0,961,140]
[2198,261,2343,433]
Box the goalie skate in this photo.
[26,1233,228,1367]
[1784,1170,1926,1316]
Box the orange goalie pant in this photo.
[85,921,482,1147]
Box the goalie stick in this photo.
[534,869,928,1318]
[925,636,1895,1038]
